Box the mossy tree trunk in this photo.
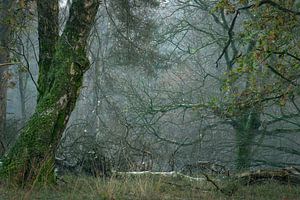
[36,0,59,101]
[0,0,14,156]
[0,0,100,185]
[233,109,261,171]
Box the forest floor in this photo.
[1,173,300,200]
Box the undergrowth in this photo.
[0,174,300,200]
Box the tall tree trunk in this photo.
[233,109,261,171]
[0,70,8,156]
[0,0,13,156]
[0,0,100,185]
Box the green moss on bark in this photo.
[0,41,89,186]
[0,0,100,186]
[234,110,261,171]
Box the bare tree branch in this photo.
[0,62,20,68]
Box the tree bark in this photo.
[0,0,100,185]
[234,109,261,171]
[36,0,59,101]
[0,0,13,156]
[0,69,8,156]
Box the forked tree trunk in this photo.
[0,0,100,185]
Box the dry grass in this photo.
[1,174,300,200]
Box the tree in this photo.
[138,0,300,171]
[144,0,260,170]
[0,0,101,185]
[0,0,14,156]
[216,0,300,169]
[56,0,165,171]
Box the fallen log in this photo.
[236,166,300,185]
[114,171,206,181]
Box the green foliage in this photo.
[209,0,300,170]
[221,0,300,113]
